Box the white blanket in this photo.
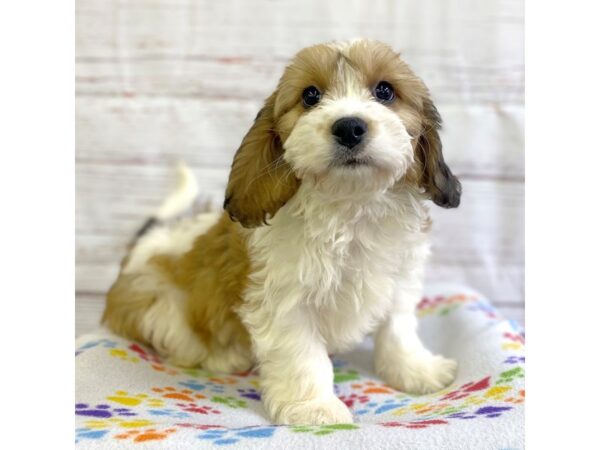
[75,283,524,449]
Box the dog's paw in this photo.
[271,396,353,425]
[378,352,457,395]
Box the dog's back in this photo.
[102,166,253,372]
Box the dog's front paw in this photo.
[271,396,353,425]
[378,352,457,395]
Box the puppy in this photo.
[103,39,462,425]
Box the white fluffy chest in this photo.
[246,184,430,352]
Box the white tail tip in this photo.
[154,163,199,221]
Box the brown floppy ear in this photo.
[223,93,300,227]
[415,98,462,208]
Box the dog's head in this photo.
[224,39,461,227]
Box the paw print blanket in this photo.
[75,284,524,449]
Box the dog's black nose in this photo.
[331,117,368,149]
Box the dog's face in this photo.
[225,39,461,227]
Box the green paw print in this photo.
[333,367,360,383]
[439,305,460,316]
[181,368,217,378]
[211,396,247,409]
[291,423,359,436]
[496,367,525,384]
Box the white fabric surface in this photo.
[75,283,524,449]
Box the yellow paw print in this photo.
[502,342,523,351]
[109,349,140,363]
[484,386,512,400]
[461,395,486,406]
[85,418,154,429]
[106,390,164,407]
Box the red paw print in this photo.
[440,377,490,401]
[339,393,370,408]
[176,403,221,415]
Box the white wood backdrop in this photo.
[75,0,524,336]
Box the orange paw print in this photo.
[350,380,394,394]
[151,363,179,376]
[151,386,206,402]
[207,375,238,385]
[505,389,525,404]
[115,428,177,443]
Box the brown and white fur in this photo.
[103,39,462,425]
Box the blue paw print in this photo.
[448,405,513,420]
[467,301,498,318]
[504,355,525,364]
[76,339,117,356]
[355,398,410,415]
[148,408,191,419]
[198,426,277,445]
[179,379,225,394]
[236,388,261,401]
[75,403,136,418]
[75,427,109,443]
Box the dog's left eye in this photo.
[374,81,395,103]
[302,86,322,108]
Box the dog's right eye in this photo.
[302,86,321,108]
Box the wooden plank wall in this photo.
[75,0,524,336]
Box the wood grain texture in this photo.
[75,0,524,335]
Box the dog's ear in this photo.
[414,98,462,208]
[224,93,300,227]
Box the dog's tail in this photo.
[132,163,199,242]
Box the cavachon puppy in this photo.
[103,39,462,425]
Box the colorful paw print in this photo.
[76,339,117,356]
[208,375,239,385]
[150,363,179,376]
[417,294,475,317]
[349,380,394,394]
[503,332,525,344]
[440,377,491,401]
[448,405,513,419]
[380,419,448,429]
[198,426,277,445]
[84,418,154,429]
[106,390,164,407]
[333,367,361,383]
[496,367,524,384]
[338,393,370,408]
[504,355,525,364]
[148,408,191,419]
[355,398,411,415]
[176,402,222,415]
[177,423,225,431]
[211,395,247,409]
[467,301,499,319]
[236,388,261,401]
[115,427,177,443]
[152,386,206,402]
[128,343,179,375]
[483,386,513,400]
[504,389,525,405]
[408,401,457,417]
[291,423,359,436]
[75,427,109,442]
[109,348,140,363]
[178,379,226,394]
[75,403,136,418]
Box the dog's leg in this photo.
[374,276,457,395]
[242,304,352,425]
